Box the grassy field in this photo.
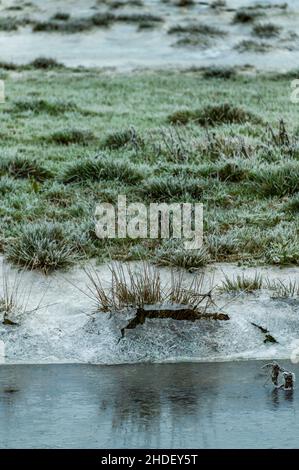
[0,63,298,272]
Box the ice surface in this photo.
[1,258,299,364]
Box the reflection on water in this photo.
[0,361,298,448]
[270,387,294,410]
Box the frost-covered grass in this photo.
[0,66,298,270]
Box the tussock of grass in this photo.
[168,103,262,126]
[84,262,214,313]
[30,57,63,69]
[6,223,76,273]
[140,176,204,201]
[0,61,19,70]
[109,0,144,8]
[103,129,133,149]
[116,13,163,23]
[266,278,299,298]
[138,21,158,30]
[201,66,237,79]
[251,162,299,197]
[201,160,249,182]
[284,194,299,213]
[232,10,264,24]
[47,128,96,145]
[154,241,209,271]
[235,40,273,53]
[0,266,40,325]
[218,161,249,182]
[176,0,195,7]
[168,23,226,36]
[0,269,18,321]
[62,157,144,184]
[253,22,281,37]
[51,12,70,21]
[5,4,23,11]
[219,273,263,293]
[0,156,52,182]
[86,262,162,311]
[173,35,210,48]
[91,12,115,26]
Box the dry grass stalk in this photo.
[84,262,217,314]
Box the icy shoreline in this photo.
[1,258,299,365]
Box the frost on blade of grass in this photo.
[6,223,76,274]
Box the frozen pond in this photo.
[1,0,299,70]
[0,361,298,448]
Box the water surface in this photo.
[0,361,298,448]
